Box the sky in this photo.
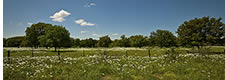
[3,0,225,40]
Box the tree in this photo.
[177,17,225,48]
[80,38,97,47]
[5,36,25,47]
[120,35,130,47]
[97,35,112,47]
[110,35,130,47]
[38,25,71,51]
[20,39,32,47]
[70,38,80,47]
[24,22,52,48]
[129,35,149,47]
[110,39,121,47]
[38,35,49,48]
[3,38,7,47]
[149,30,177,47]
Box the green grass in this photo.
[3,47,225,80]
[3,47,190,57]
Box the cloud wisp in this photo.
[84,2,96,7]
[92,33,101,37]
[50,10,71,22]
[80,30,89,33]
[112,33,119,36]
[27,22,33,26]
[75,19,96,26]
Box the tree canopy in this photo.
[38,25,71,51]
[23,22,52,48]
[5,36,25,47]
[80,38,97,48]
[70,38,81,48]
[97,35,112,47]
[4,17,225,48]
[22,22,71,51]
[149,30,177,47]
[129,35,149,47]
[177,17,225,48]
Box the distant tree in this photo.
[80,39,88,47]
[177,17,225,48]
[129,35,149,47]
[6,36,25,47]
[24,22,52,48]
[120,35,130,47]
[80,38,97,47]
[87,38,97,47]
[110,39,121,47]
[70,38,80,47]
[149,30,176,47]
[74,38,81,47]
[20,39,32,47]
[3,38,7,47]
[38,25,71,51]
[97,35,112,47]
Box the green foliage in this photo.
[110,39,121,47]
[177,17,225,47]
[129,35,149,47]
[6,16,225,48]
[38,25,71,50]
[120,35,130,47]
[149,29,177,47]
[5,36,25,47]
[23,22,71,50]
[97,35,112,47]
[110,35,131,47]
[80,38,97,47]
[3,38,7,47]
[24,22,52,47]
[70,38,80,47]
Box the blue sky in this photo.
[4,0,225,39]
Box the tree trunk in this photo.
[34,46,38,49]
[32,47,34,57]
[55,47,57,52]
[197,46,204,53]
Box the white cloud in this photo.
[75,19,84,24]
[92,33,101,37]
[27,22,33,26]
[80,31,89,33]
[112,33,119,36]
[80,22,88,26]
[50,10,71,22]
[84,2,96,7]
[80,22,96,26]
[89,2,96,6]
[75,19,96,26]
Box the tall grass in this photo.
[3,46,225,80]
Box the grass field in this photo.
[3,47,225,80]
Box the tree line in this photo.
[4,17,225,50]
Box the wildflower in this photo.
[123,64,128,67]
[201,70,206,73]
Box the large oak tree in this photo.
[177,17,225,48]
[38,25,71,51]
[23,22,52,48]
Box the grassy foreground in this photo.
[3,47,225,80]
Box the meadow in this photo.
[3,47,225,80]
